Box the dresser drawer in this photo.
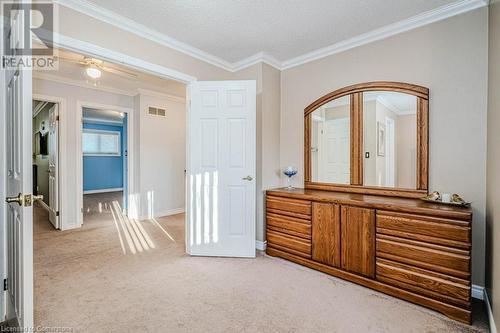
[376,211,471,249]
[266,195,311,219]
[267,213,311,239]
[267,230,311,258]
[376,258,470,307]
[376,234,470,279]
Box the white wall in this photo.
[280,8,488,285]
[134,93,186,219]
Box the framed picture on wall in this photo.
[377,121,386,157]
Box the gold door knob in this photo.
[5,193,24,206]
[5,193,43,207]
[242,175,253,181]
[33,195,44,202]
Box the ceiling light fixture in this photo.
[85,64,102,79]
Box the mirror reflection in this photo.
[362,91,417,189]
[310,95,350,184]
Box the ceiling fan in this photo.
[56,56,139,80]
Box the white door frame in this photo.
[76,102,134,227]
[53,34,196,84]
[385,117,395,187]
[32,94,66,229]
[0,54,6,324]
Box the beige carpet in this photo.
[33,194,490,333]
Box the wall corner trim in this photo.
[136,88,186,103]
[138,207,185,221]
[256,240,267,251]
[83,188,124,195]
[485,289,498,333]
[472,284,485,300]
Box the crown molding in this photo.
[54,0,488,73]
[34,72,186,102]
[136,88,186,103]
[232,52,282,72]
[53,0,235,72]
[82,116,124,125]
[33,72,137,96]
[281,0,488,70]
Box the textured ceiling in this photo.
[86,0,458,63]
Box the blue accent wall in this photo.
[83,122,125,192]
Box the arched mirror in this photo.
[304,82,428,198]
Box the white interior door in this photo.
[3,9,34,329]
[187,81,256,257]
[4,56,34,330]
[320,118,350,184]
[48,104,59,228]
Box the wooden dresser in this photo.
[265,188,473,324]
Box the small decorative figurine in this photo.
[451,194,466,205]
[423,191,441,201]
[421,191,470,207]
[283,166,298,189]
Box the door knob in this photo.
[242,175,253,181]
[33,195,44,202]
[5,193,24,206]
[5,193,43,207]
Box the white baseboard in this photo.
[83,188,123,194]
[138,207,185,220]
[472,284,484,300]
[37,199,50,211]
[256,240,267,251]
[485,289,498,333]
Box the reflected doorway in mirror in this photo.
[377,121,386,157]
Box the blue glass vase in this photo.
[283,167,298,189]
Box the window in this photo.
[83,129,121,156]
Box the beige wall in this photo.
[280,8,488,285]
[135,93,186,219]
[486,0,500,330]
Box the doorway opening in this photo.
[81,107,128,227]
[32,98,60,230]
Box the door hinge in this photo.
[3,279,7,291]
[56,115,60,121]
[56,211,60,217]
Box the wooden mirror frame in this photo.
[304,81,429,198]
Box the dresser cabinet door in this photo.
[341,206,375,278]
[312,202,341,267]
